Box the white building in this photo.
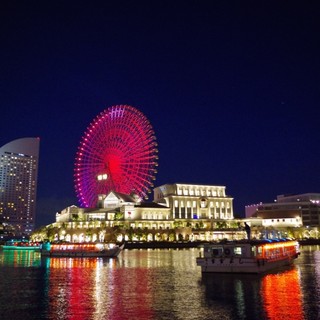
[47,185,236,243]
[153,183,234,220]
[56,190,171,227]
[246,193,320,228]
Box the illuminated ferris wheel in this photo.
[74,105,158,207]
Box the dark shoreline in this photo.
[123,241,203,249]
[298,239,320,246]
[123,239,320,249]
[1,239,318,250]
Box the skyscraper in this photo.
[0,138,40,236]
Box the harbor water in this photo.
[0,245,319,320]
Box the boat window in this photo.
[234,246,243,256]
[212,249,220,256]
[256,246,262,257]
[206,247,223,257]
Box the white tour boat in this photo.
[196,239,300,273]
[41,242,124,257]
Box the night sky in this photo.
[1,1,319,227]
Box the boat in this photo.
[40,242,124,257]
[196,239,300,273]
[2,239,41,250]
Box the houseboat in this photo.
[41,242,124,257]
[196,239,300,273]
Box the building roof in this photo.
[253,210,301,219]
[136,202,169,209]
[112,191,136,203]
[156,183,226,188]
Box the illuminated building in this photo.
[154,183,234,220]
[49,190,172,242]
[246,193,320,227]
[0,137,40,236]
[32,183,237,243]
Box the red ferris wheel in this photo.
[74,105,158,207]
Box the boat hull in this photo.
[41,243,124,258]
[196,255,297,274]
[2,246,40,250]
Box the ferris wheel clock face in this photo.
[74,105,158,207]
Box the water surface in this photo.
[0,246,319,319]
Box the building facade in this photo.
[32,185,320,242]
[0,137,40,236]
[42,190,173,243]
[154,183,234,220]
[32,184,240,243]
[247,193,320,228]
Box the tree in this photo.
[114,211,124,220]
[216,221,227,229]
[72,214,79,221]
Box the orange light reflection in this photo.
[261,268,304,320]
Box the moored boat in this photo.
[40,242,124,257]
[196,239,300,273]
[2,240,41,250]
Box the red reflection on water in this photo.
[107,268,154,320]
[46,258,98,320]
[45,258,154,320]
[48,257,99,269]
[261,268,304,320]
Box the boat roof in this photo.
[203,238,296,246]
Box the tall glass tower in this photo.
[0,138,40,236]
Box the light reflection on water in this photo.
[0,246,320,319]
[261,268,303,320]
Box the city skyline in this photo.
[1,2,319,227]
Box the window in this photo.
[234,247,243,256]
[200,199,207,208]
